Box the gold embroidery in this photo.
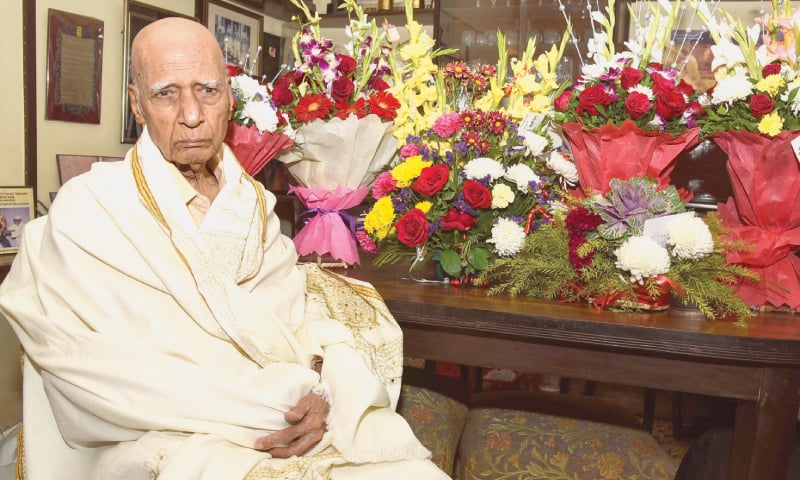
[244,451,339,480]
[145,448,168,479]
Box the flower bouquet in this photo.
[694,0,800,310]
[480,176,756,322]
[225,66,294,176]
[273,0,407,265]
[553,0,703,196]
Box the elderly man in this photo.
[0,17,447,480]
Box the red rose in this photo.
[271,83,294,107]
[676,79,696,97]
[654,90,687,120]
[461,180,492,209]
[554,90,572,112]
[620,67,644,90]
[226,64,245,77]
[441,208,476,232]
[749,93,776,118]
[576,86,612,116]
[331,76,355,102]
[395,209,429,248]
[625,91,653,119]
[650,71,676,95]
[412,164,450,196]
[763,63,782,77]
[336,54,357,75]
[371,78,391,91]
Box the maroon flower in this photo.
[654,90,687,120]
[576,86,612,116]
[749,93,776,118]
[763,63,782,77]
[624,91,653,119]
[336,54,357,75]
[650,71,677,95]
[331,76,355,103]
[462,180,492,209]
[619,68,644,90]
[371,77,391,91]
[441,209,476,232]
[412,164,450,196]
[226,64,245,77]
[395,209,430,247]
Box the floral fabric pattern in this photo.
[454,408,678,480]
[397,384,469,476]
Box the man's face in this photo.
[128,44,232,169]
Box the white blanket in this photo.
[0,130,441,479]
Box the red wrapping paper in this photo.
[225,123,294,176]
[561,120,700,196]
[714,130,800,310]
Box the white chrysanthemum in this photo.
[522,132,549,156]
[546,151,579,185]
[710,75,754,105]
[491,183,515,209]
[667,216,714,260]
[242,102,279,132]
[628,84,654,100]
[487,218,527,257]
[232,75,268,99]
[615,236,671,283]
[463,157,506,182]
[504,164,539,192]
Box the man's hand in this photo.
[254,391,329,458]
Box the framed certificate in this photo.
[0,187,35,254]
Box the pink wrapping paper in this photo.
[289,185,369,265]
[562,120,700,196]
[225,123,294,176]
[714,130,800,309]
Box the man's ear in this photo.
[128,84,146,125]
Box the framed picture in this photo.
[261,32,282,83]
[205,0,264,76]
[0,187,35,254]
[121,1,195,144]
[45,9,104,124]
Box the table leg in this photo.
[728,367,800,480]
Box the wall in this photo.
[0,0,285,207]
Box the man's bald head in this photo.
[127,16,233,170]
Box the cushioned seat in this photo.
[454,407,678,480]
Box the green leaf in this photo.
[439,249,462,277]
[468,247,490,271]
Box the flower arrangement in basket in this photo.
[271,0,412,265]
[552,0,704,196]
[692,0,800,310]
[224,65,295,176]
[480,176,757,322]
[364,41,573,271]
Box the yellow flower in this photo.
[364,196,395,240]
[550,452,570,468]
[415,201,432,213]
[391,155,432,187]
[515,73,541,95]
[755,74,785,96]
[758,111,784,136]
[529,94,552,114]
[597,452,624,479]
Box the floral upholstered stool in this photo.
[454,407,677,480]
[398,370,678,480]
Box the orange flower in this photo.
[597,453,624,479]
[486,431,513,451]
[408,404,435,424]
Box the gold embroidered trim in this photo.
[16,349,24,480]
[244,451,339,480]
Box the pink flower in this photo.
[371,171,397,199]
[356,230,377,253]
[431,112,464,137]
[400,143,420,158]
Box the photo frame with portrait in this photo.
[121,0,195,144]
[205,1,264,77]
[0,187,35,254]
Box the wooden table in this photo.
[347,264,800,480]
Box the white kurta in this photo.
[0,129,446,480]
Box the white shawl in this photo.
[0,130,431,479]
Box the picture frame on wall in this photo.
[205,1,264,76]
[121,0,195,144]
[45,9,104,124]
[0,187,35,255]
